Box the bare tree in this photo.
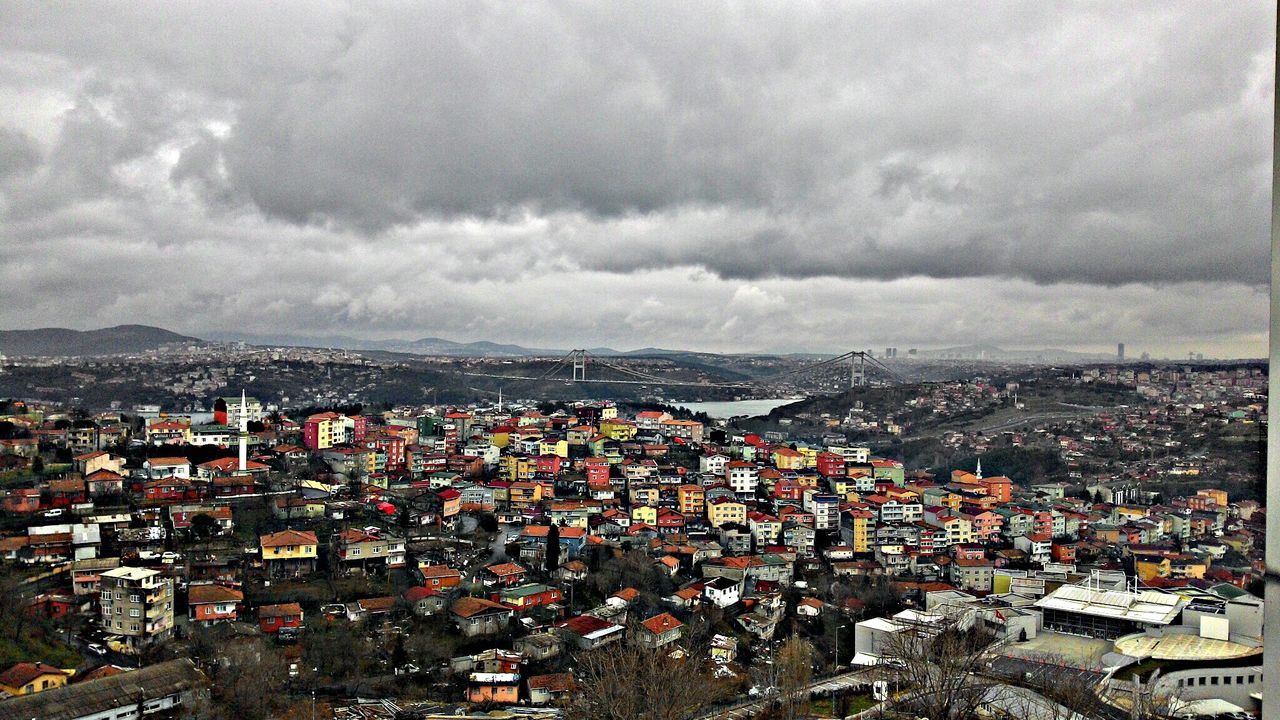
[568,642,724,720]
[775,634,815,720]
[879,617,1002,720]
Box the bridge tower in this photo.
[850,351,866,387]
[571,350,587,381]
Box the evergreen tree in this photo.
[544,523,560,573]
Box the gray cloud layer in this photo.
[0,2,1272,355]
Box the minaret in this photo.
[237,389,248,472]
[975,457,983,480]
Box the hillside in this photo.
[0,325,201,357]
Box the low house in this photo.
[514,631,562,662]
[259,529,318,578]
[85,470,125,496]
[466,672,521,704]
[419,564,463,591]
[345,596,395,622]
[451,597,514,637]
[710,634,738,664]
[495,583,563,612]
[796,597,824,617]
[703,576,741,608]
[480,562,528,587]
[554,614,624,650]
[634,612,685,650]
[187,583,243,624]
[403,587,447,617]
[0,658,208,720]
[0,662,68,696]
[258,603,304,634]
[527,672,575,705]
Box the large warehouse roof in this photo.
[1034,584,1186,626]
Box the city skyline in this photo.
[0,3,1273,357]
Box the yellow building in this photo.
[304,412,346,450]
[0,662,68,696]
[260,529,319,561]
[1115,506,1148,522]
[831,479,860,501]
[501,456,537,482]
[631,505,658,526]
[707,499,747,527]
[849,510,873,553]
[772,448,804,470]
[937,492,963,511]
[599,419,638,441]
[538,438,570,459]
[1196,488,1228,507]
[795,446,819,468]
[941,516,973,546]
[677,485,706,516]
[510,481,542,507]
[1134,555,1172,582]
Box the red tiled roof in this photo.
[188,584,243,605]
[257,602,302,618]
[260,529,318,548]
[640,612,683,635]
[0,662,66,688]
[451,596,511,618]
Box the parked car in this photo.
[42,508,66,518]
[86,643,107,656]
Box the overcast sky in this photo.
[0,2,1273,357]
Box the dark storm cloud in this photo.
[0,2,1271,355]
[2,1,1270,285]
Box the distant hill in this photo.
[913,344,1115,363]
[0,325,202,357]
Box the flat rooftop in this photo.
[1113,631,1263,661]
[1035,584,1185,626]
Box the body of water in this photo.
[672,397,801,419]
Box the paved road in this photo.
[694,668,874,719]
[893,406,1112,443]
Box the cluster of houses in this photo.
[0,389,1269,714]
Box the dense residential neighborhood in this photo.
[0,358,1267,719]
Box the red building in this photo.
[211,475,256,498]
[583,457,610,484]
[45,478,86,507]
[536,454,562,476]
[656,509,686,534]
[368,433,406,473]
[189,584,243,624]
[1,489,41,514]
[143,478,198,503]
[815,452,847,478]
[258,602,303,634]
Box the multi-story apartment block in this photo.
[726,461,759,497]
[99,567,174,653]
[803,489,841,532]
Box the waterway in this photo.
[672,397,802,419]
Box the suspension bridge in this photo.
[460,348,903,389]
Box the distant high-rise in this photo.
[1117,343,1125,362]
